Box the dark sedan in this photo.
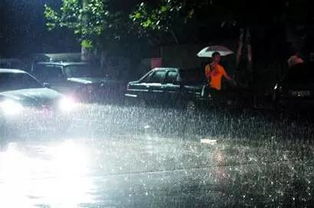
[31,62,125,102]
[125,67,210,109]
[0,69,77,138]
[272,62,314,112]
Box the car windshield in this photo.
[0,72,42,92]
[285,63,314,83]
[64,65,105,78]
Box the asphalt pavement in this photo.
[0,104,313,207]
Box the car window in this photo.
[148,70,166,83]
[0,72,42,91]
[180,68,205,83]
[33,65,64,82]
[165,71,178,84]
[64,65,104,78]
[139,71,152,83]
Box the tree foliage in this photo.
[44,0,130,48]
[130,0,314,34]
[130,1,184,32]
[130,0,203,44]
[45,0,314,48]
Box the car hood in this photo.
[0,88,62,107]
[67,77,122,85]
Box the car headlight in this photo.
[58,96,77,112]
[0,100,24,116]
[273,84,282,92]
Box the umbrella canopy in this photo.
[197,45,234,57]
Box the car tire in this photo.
[123,97,137,107]
[138,99,146,108]
[273,97,284,112]
[185,100,196,113]
[273,98,289,121]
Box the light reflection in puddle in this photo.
[0,140,95,208]
[200,139,217,145]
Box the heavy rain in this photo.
[1,0,314,208]
[1,104,314,207]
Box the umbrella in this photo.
[197,45,234,57]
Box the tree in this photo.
[45,0,314,59]
[130,0,207,45]
[45,0,107,49]
[44,0,142,51]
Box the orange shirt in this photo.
[287,55,304,67]
[205,64,227,90]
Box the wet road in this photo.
[0,104,314,207]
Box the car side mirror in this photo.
[43,82,51,88]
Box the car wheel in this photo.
[138,99,146,108]
[185,100,196,113]
[123,97,136,107]
[273,97,288,118]
[273,96,282,111]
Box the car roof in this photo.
[151,67,201,72]
[0,68,27,74]
[152,67,179,71]
[35,61,90,66]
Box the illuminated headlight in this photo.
[58,97,77,112]
[0,100,24,116]
[274,84,282,91]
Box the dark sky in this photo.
[0,0,146,58]
[0,0,79,58]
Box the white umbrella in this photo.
[197,45,234,57]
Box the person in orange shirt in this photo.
[287,52,304,68]
[204,52,234,91]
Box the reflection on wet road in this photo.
[0,141,93,208]
[0,104,314,207]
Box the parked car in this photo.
[31,61,125,102]
[0,68,77,139]
[272,62,314,112]
[0,58,27,70]
[125,67,210,109]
